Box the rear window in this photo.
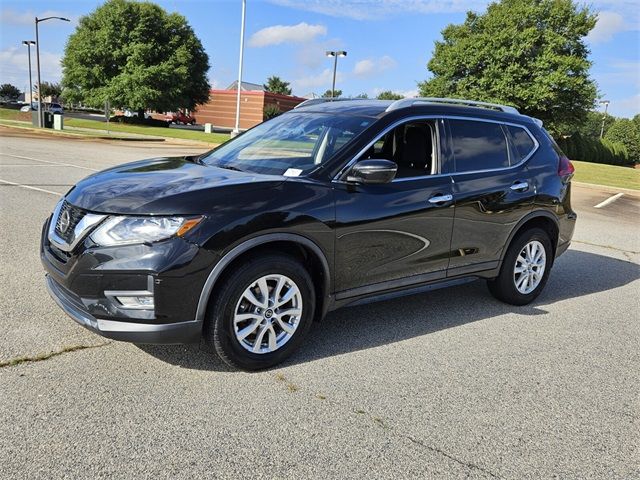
[506,125,536,161]
[450,120,509,172]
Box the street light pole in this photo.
[232,0,246,136]
[325,51,347,98]
[35,16,70,128]
[21,41,36,105]
[599,100,610,139]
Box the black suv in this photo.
[41,98,576,370]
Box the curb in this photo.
[573,181,640,197]
[96,136,165,142]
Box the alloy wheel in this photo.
[513,240,546,294]
[233,274,303,354]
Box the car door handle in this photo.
[428,194,453,204]
[510,181,529,192]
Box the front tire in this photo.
[488,228,553,305]
[205,254,315,370]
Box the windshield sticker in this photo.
[283,168,303,177]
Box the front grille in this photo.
[55,200,85,243]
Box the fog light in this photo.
[115,295,154,309]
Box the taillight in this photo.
[558,155,575,177]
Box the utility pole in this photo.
[21,41,36,105]
[232,0,246,137]
[35,16,70,127]
[325,51,347,98]
[599,100,610,139]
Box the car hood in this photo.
[65,156,285,215]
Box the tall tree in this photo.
[321,89,342,98]
[62,0,210,116]
[376,90,404,100]
[418,0,597,135]
[0,83,21,101]
[37,81,62,100]
[575,110,616,138]
[264,76,292,95]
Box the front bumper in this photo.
[45,274,202,344]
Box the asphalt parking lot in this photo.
[1,129,638,479]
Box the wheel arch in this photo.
[501,211,560,264]
[196,233,331,323]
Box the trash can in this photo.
[43,111,54,129]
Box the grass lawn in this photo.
[572,160,640,191]
[0,107,30,122]
[64,117,230,144]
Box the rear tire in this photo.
[204,254,315,371]
[487,228,553,305]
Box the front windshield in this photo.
[200,112,374,176]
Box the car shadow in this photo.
[138,249,639,371]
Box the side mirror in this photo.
[346,159,397,184]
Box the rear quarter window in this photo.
[505,125,536,161]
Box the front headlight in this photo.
[90,216,202,247]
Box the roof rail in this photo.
[294,97,367,109]
[386,97,520,115]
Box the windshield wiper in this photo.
[216,164,245,172]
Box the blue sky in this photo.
[1,0,638,117]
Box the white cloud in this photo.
[269,0,488,20]
[248,22,327,47]
[353,55,396,77]
[0,46,62,89]
[292,68,344,91]
[0,8,79,26]
[587,11,626,43]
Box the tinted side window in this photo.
[506,125,536,161]
[450,120,509,172]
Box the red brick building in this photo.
[195,88,306,130]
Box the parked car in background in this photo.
[41,97,576,370]
[166,111,196,125]
[20,102,36,112]
[47,103,64,114]
[20,102,64,114]
[123,109,150,119]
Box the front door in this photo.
[333,119,455,296]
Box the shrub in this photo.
[604,119,640,164]
[263,104,281,120]
[109,115,169,128]
[557,133,629,166]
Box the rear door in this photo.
[446,118,537,276]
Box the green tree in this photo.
[575,110,615,138]
[418,0,597,135]
[321,89,342,98]
[605,119,640,163]
[37,81,62,100]
[354,93,369,99]
[62,0,210,116]
[0,83,21,100]
[376,90,404,100]
[633,114,640,133]
[263,76,292,95]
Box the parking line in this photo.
[594,193,624,209]
[0,153,98,172]
[0,179,61,196]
